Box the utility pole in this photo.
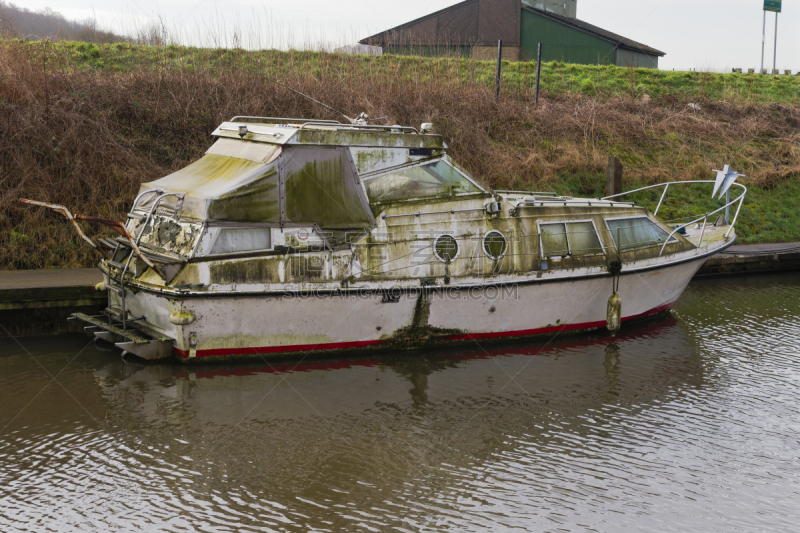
[760,11,766,73]
[762,0,782,74]
[773,12,779,74]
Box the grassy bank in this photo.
[1,39,799,269]
[19,40,800,103]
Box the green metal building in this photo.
[360,0,665,68]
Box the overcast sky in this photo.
[21,0,800,71]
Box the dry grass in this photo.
[1,39,799,269]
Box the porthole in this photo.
[482,230,507,260]
[433,234,459,263]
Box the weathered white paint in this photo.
[106,249,710,361]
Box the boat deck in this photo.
[683,222,731,248]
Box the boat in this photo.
[21,116,746,362]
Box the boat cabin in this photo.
[119,117,697,289]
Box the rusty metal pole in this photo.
[495,40,502,102]
[534,42,542,105]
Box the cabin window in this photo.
[364,160,481,203]
[209,228,272,255]
[483,230,507,260]
[605,217,671,250]
[433,234,459,262]
[539,221,603,258]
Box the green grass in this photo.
[18,40,800,104]
[2,39,799,269]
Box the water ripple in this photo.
[1,273,800,531]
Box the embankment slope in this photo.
[1,41,798,269]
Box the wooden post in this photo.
[606,156,623,197]
[534,43,542,105]
[494,40,502,102]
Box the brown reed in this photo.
[1,39,798,269]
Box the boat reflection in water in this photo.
[101,316,699,426]
[3,274,800,532]
[84,317,709,532]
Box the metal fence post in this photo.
[534,43,542,105]
[495,40,502,102]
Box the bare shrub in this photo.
[1,40,798,268]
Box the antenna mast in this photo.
[243,67,363,125]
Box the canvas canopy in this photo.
[283,146,374,228]
[136,139,374,228]
[137,138,281,223]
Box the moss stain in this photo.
[209,258,279,284]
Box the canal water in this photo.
[1,273,798,532]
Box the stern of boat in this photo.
[68,262,188,360]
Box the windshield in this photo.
[606,217,672,250]
[364,160,481,203]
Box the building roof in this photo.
[522,6,665,56]
[360,0,512,47]
[360,0,472,45]
[360,1,665,58]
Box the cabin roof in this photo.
[139,139,281,222]
[212,120,448,150]
[138,138,375,228]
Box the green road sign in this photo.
[764,0,781,13]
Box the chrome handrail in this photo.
[654,183,669,215]
[129,188,164,214]
[297,122,420,134]
[230,116,342,124]
[381,207,488,219]
[655,183,747,256]
[133,193,184,248]
[494,190,558,196]
[118,192,184,329]
[603,180,739,211]
[599,180,747,255]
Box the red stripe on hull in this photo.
[175,301,675,359]
[445,302,675,342]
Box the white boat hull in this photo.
[116,254,707,362]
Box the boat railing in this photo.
[111,191,185,329]
[494,190,558,197]
[297,122,420,134]
[230,116,342,125]
[229,116,423,134]
[601,180,747,254]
